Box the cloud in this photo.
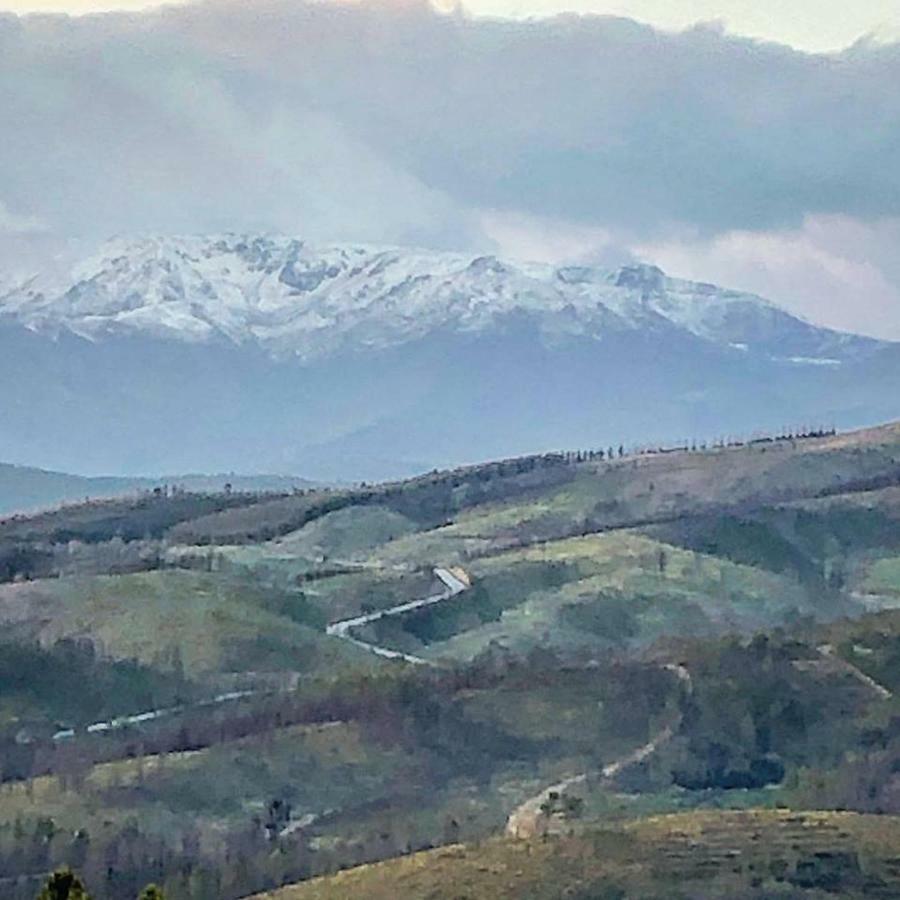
[0,1,899,333]
[0,199,46,235]
[479,209,635,266]
[202,6,898,236]
[481,209,900,339]
[637,216,900,340]
[0,4,479,248]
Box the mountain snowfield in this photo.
[1,234,899,481]
[0,234,878,364]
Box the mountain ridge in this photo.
[1,234,899,481]
[0,234,883,364]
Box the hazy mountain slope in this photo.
[0,464,140,517]
[1,235,897,480]
[0,462,315,516]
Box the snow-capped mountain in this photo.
[0,235,898,481]
[0,235,878,364]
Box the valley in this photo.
[4,4,898,897]
[4,422,900,896]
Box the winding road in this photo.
[53,567,470,742]
[325,566,471,664]
[505,663,691,839]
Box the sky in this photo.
[0,0,899,338]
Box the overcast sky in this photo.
[3,0,899,52]
[1,0,899,337]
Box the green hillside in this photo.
[0,570,372,685]
[6,423,900,899]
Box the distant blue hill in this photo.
[0,463,316,517]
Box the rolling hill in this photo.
[6,420,900,899]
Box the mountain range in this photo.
[2,234,899,481]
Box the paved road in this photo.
[53,689,258,743]
[325,567,470,664]
[53,568,470,741]
[818,643,892,700]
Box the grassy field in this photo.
[152,439,900,667]
[0,721,416,836]
[155,425,900,670]
[212,505,422,577]
[862,557,900,597]
[0,570,378,685]
[270,506,420,561]
[361,530,836,661]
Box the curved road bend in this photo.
[325,566,470,664]
[52,568,470,742]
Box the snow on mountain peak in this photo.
[0,234,877,363]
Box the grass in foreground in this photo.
[253,809,900,900]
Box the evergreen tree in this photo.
[36,869,91,900]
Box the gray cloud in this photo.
[0,2,898,262]
[637,215,900,340]
[160,2,900,235]
[0,193,46,234]
[0,4,480,248]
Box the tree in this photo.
[36,869,92,900]
[264,797,292,840]
[539,791,584,820]
[138,886,166,900]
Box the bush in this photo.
[138,886,166,900]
